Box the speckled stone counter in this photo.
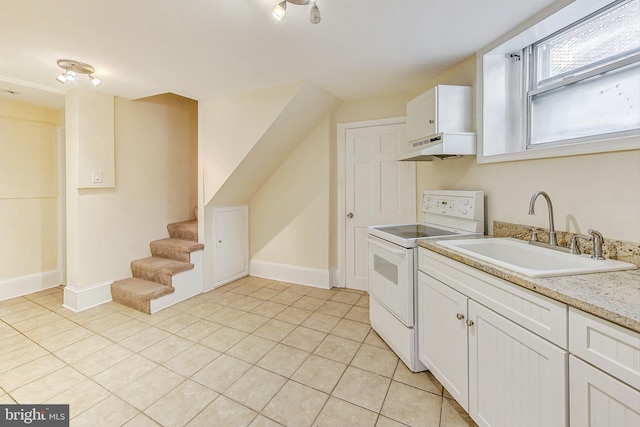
[418,238,640,334]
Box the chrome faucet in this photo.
[528,191,557,246]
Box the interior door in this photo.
[212,206,248,289]
[344,122,416,290]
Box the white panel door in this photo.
[345,123,415,290]
[468,301,568,427]
[211,206,248,289]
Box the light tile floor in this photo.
[0,276,477,427]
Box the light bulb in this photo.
[64,70,76,81]
[56,74,67,84]
[272,1,286,21]
[90,75,101,87]
[310,3,321,24]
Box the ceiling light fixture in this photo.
[56,59,102,87]
[272,0,321,24]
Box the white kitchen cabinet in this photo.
[418,271,469,410]
[568,308,640,427]
[468,301,568,427]
[406,85,472,142]
[570,355,640,427]
[568,308,640,390]
[418,248,568,427]
[212,206,248,288]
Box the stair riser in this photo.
[131,265,173,287]
[112,292,151,314]
[111,279,175,315]
[150,245,191,263]
[167,226,197,241]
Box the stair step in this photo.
[167,220,198,241]
[131,256,193,287]
[111,278,174,315]
[150,238,204,262]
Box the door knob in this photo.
[347,212,354,218]
[466,319,474,327]
[456,313,465,320]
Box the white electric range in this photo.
[367,190,484,372]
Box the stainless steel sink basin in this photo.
[436,238,637,278]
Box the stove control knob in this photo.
[461,208,468,215]
[463,200,469,206]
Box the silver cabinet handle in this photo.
[466,319,474,327]
[347,212,354,218]
[456,313,465,320]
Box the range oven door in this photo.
[367,235,415,326]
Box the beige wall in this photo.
[65,94,197,299]
[0,99,61,284]
[200,83,300,205]
[202,54,639,288]
[250,116,331,270]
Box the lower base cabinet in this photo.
[418,271,568,427]
[418,272,468,410]
[570,356,640,427]
[418,247,640,427]
[469,301,567,427]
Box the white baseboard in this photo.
[63,281,113,312]
[0,270,63,301]
[250,260,330,289]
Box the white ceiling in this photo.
[0,0,558,109]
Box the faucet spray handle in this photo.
[587,229,605,260]
[522,226,539,242]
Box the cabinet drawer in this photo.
[421,248,567,348]
[569,308,640,389]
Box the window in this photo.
[528,0,640,147]
[478,0,640,162]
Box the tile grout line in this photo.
[1,278,466,426]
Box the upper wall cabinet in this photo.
[406,85,472,142]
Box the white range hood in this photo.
[399,132,476,161]
[399,85,476,161]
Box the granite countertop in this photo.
[418,237,640,334]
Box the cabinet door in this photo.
[468,301,568,427]
[406,88,436,141]
[418,272,469,410]
[213,207,248,286]
[570,355,640,427]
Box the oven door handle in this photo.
[367,238,408,256]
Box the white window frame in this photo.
[477,0,640,164]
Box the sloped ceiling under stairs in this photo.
[201,81,341,207]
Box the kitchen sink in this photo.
[436,237,637,278]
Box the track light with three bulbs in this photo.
[55,59,101,87]
[272,0,321,24]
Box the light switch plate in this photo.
[92,170,103,183]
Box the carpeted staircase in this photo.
[111,217,204,314]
